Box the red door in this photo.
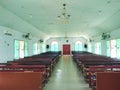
[63,44,71,55]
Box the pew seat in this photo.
[0,72,43,90]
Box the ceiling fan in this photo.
[22,33,32,40]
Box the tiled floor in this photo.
[43,55,91,90]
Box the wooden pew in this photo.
[0,72,43,90]
[96,72,120,90]
[0,65,47,84]
[89,66,120,89]
[11,59,53,79]
[72,51,120,90]
[3,51,61,81]
[6,52,61,82]
[77,60,120,83]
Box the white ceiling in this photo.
[0,0,120,40]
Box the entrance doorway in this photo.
[63,44,71,55]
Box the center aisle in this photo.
[43,55,91,90]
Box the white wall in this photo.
[46,37,88,54]
[0,26,39,63]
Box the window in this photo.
[33,43,37,55]
[14,40,28,59]
[110,40,116,58]
[38,43,41,54]
[116,39,120,59]
[19,41,24,58]
[42,44,46,52]
[75,41,82,51]
[88,43,92,52]
[51,41,58,51]
[107,41,111,57]
[24,42,28,57]
[33,42,40,54]
[14,40,20,59]
[95,42,101,54]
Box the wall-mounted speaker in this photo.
[84,44,88,48]
[46,45,49,49]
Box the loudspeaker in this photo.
[84,44,88,48]
[46,45,49,49]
